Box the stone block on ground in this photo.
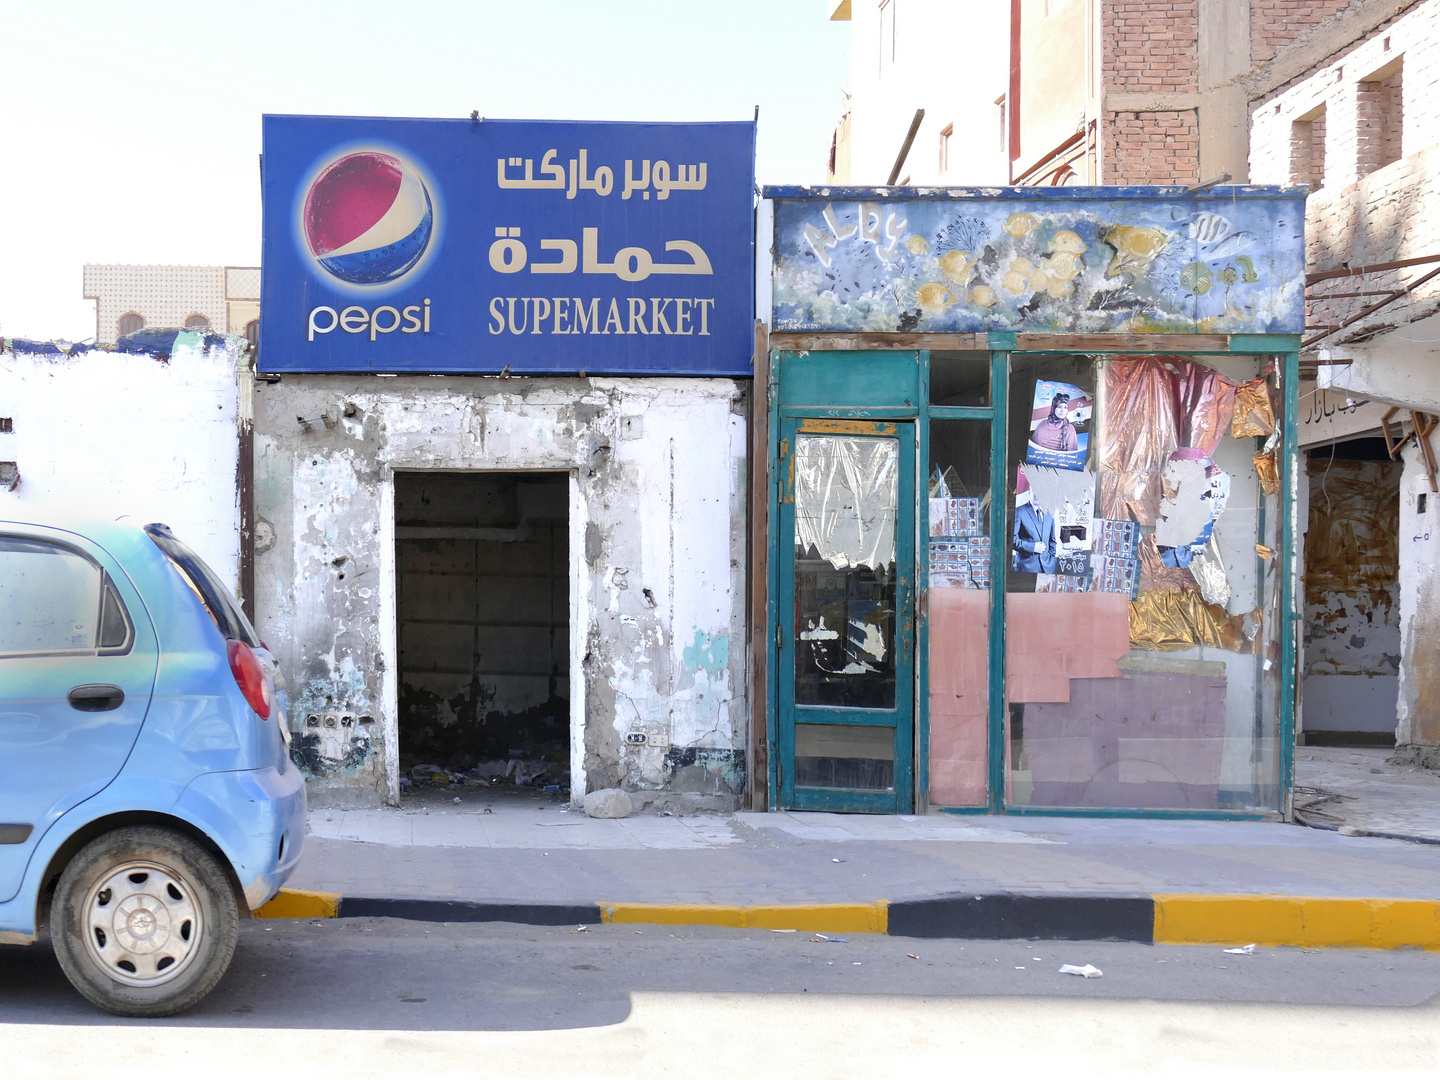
[584,787,633,818]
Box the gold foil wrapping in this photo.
[1254,451,1280,495]
[1231,378,1276,438]
[1099,357,1180,525]
[1128,588,1247,652]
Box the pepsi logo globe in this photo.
[303,151,434,285]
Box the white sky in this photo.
[0,1,850,342]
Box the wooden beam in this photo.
[1013,333,1231,352]
[768,331,1236,353]
[768,332,987,351]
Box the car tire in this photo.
[50,826,239,1017]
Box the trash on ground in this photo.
[771,928,798,933]
[906,953,920,960]
[811,934,848,943]
[1224,944,1257,954]
[1059,964,1103,978]
[453,796,462,804]
[832,858,844,863]
[570,925,589,933]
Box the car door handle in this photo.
[68,684,125,712]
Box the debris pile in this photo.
[401,754,569,794]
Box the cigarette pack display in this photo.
[1094,555,1140,600]
[1038,573,1090,593]
[1095,518,1140,561]
[929,497,984,537]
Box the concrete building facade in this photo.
[251,374,751,809]
[83,265,260,345]
[827,0,1440,754]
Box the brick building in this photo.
[827,0,1410,188]
[826,0,1440,753]
[1248,0,1440,755]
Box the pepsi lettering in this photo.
[309,299,431,341]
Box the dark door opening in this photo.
[395,472,570,797]
[1302,437,1400,747]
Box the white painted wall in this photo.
[0,335,242,590]
[840,0,1011,185]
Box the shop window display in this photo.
[1004,354,1283,811]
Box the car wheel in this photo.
[50,826,239,1017]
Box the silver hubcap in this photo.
[82,860,203,987]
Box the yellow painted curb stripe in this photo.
[1154,894,1440,950]
[255,888,341,920]
[598,902,889,934]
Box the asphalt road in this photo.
[4,918,1439,1076]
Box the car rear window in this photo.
[144,523,260,646]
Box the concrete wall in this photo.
[252,375,749,809]
[832,0,1011,185]
[0,335,242,589]
[1302,456,1401,733]
[1397,441,1440,746]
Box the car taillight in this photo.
[227,639,273,719]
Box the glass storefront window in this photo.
[927,418,992,807]
[1003,353,1283,811]
[792,434,900,710]
[930,351,991,407]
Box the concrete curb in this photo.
[253,889,1440,949]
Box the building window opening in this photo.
[245,319,260,347]
[1302,437,1399,747]
[1290,107,1326,191]
[117,312,144,338]
[184,314,212,330]
[1358,61,1403,176]
[395,471,571,804]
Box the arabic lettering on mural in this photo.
[487,227,712,283]
[496,148,708,200]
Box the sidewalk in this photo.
[267,760,1440,947]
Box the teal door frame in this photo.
[775,415,916,813]
[765,339,1300,819]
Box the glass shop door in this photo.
[776,417,916,813]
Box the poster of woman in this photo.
[1026,380,1092,471]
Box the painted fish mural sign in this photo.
[768,188,1305,335]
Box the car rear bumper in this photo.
[175,760,307,911]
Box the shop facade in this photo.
[252,115,757,809]
[757,186,1305,818]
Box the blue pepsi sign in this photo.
[259,115,755,375]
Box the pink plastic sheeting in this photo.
[927,588,989,807]
[1004,592,1131,703]
[1015,671,1228,809]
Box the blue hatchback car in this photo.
[0,515,305,1016]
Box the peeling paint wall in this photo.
[1302,454,1401,734]
[252,376,749,808]
[1398,441,1440,747]
[0,337,242,587]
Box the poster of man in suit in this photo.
[1011,466,1058,573]
[1026,380,1091,471]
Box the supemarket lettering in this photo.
[487,297,715,336]
[308,300,431,342]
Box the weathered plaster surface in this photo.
[1397,442,1440,746]
[0,337,241,587]
[253,376,749,807]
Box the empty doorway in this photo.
[395,471,571,795]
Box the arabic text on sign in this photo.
[488,227,713,282]
[496,149,708,200]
